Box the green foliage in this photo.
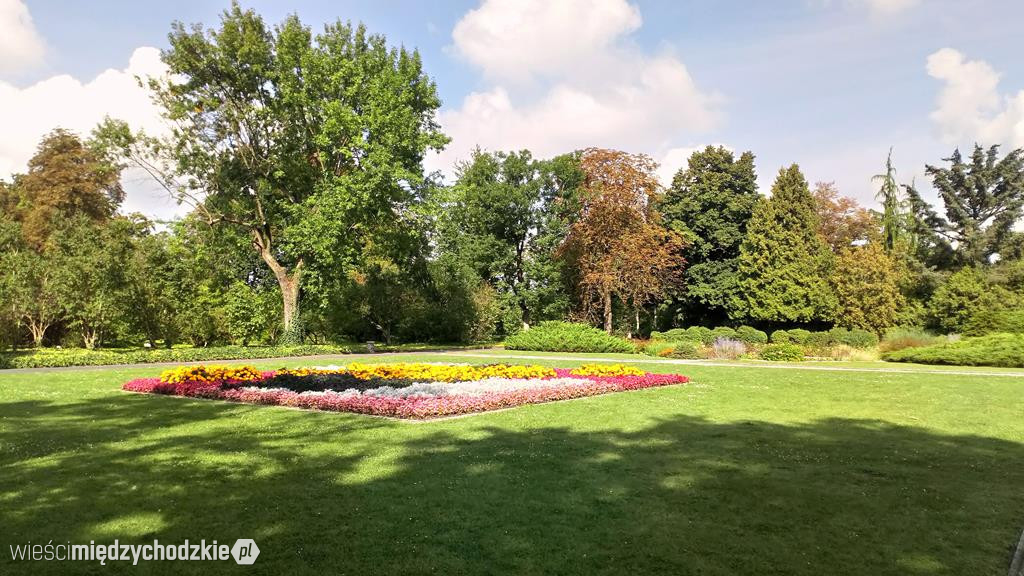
[669,340,702,359]
[770,329,792,344]
[829,328,879,349]
[832,242,908,333]
[788,329,811,344]
[879,327,941,353]
[503,321,635,353]
[0,344,354,369]
[686,326,714,344]
[928,268,988,334]
[660,146,759,322]
[733,165,837,323]
[804,331,833,349]
[736,325,768,345]
[224,282,280,345]
[710,326,737,341]
[883,333,1024,367]
[924,145,1024,266]
[642,340,676,357]
[759,343,805,361]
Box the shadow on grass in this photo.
[1,393,1022,575]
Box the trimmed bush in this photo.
[504,321,635,354]
[669,340,702,359]
[759,343,805,361]
[838,328,879,349]
[788,329,811,344]
[710,327,737,341]
[883,333,1024,367]
[771,329,792,344]
[685,326,714,344]
[736,325,768,345]
[0,344,356,370]
[804,331,833,349]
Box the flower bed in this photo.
[122,362,689,419]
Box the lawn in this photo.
[1,352,1022,575]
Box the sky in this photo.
[2,0,1024,220]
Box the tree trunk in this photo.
[253,230,304,334]
[278,272,301,332]
[603,291,613,334]
[519,300,531,332]
[26,318,49,347]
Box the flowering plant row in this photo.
[126,363,689,419]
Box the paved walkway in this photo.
[2,348,1022,378]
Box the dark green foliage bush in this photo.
[770,329,792,344]
[642,340,675,357]
[661,328,694,342]
[710,326,737,341]
[883,333,1024,367]
[0,344,355,369]
[504,321,635,353]
[669,340,702,359]
[804,331,833,349]
[839,329,879,349]
[736,325,768,345]
[686,326,714,344]
[759,343,805,361]
[788,329,811,344]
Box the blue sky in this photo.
[3,0,1024,218]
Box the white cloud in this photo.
[860,0,919,16]
[430,0,721,179]
[452,0,641,82]
[0,46,187,219]
[927,47,1024,149]
[0,0,45,75]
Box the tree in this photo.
[832,240,908,333]
[13,129,123,249]
[812,181,876,252]
[924,144,1024,266]
[872,148,904,252]
[733,165,837,324]
[659,146,758,324]
[99,3,447,339]
[928,268,989,334]
[559,149,685,334]
[49,216,132,349]
[439,149,579,332]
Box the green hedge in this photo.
[759,343,805,362]
[504,322,635,354]
[882,333,1024,367]
[0,344,361,369]
[736,326,768,345]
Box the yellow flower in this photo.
[159,365,262,384]
[569,364,645,377]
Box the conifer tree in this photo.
[732,165,837,323]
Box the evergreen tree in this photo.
[659,146,758,324]
[732,165,837,324]
[872,148,904,252]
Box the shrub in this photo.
[788,329,811,344]
[770,329,792,344]
[736,325,768,345]
[823,345,878,362]
[686,326,714,344]
[759,343,804,361]
[669,340,702,359]
[659,328,697,342]
[503,321,636,354]
[879,327,941,353]
[642,340,675,357]
[0,344,356,370]
[829,328,879,349]
[883,333,1024,367]
[707,337,746,360]
[710,327,737,341]
[804,331,833,349]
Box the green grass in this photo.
[2,352,1023,575]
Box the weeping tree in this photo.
[97,3,446,339]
